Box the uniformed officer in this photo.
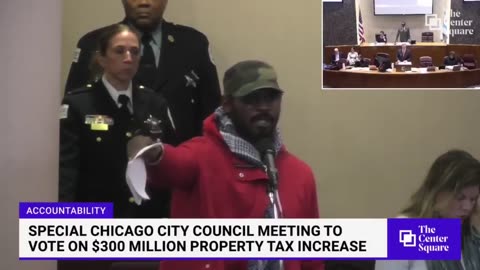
[59,24,176,219]
[65,0,221,143]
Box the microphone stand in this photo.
[265,166,284,270]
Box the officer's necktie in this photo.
[247,202,280,270]
[118,95,132,128]
[138,33,156,88]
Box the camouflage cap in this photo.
[223,60,283,97]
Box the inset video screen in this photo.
[374,0,433,15]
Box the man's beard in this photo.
[229,112,276,144]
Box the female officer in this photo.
[59,24,176,218]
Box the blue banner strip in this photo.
[19,202,114,218]
[387,218,462,260]
[18,256,467,261]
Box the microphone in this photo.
[256,138,285,270]
[255,138,278,192]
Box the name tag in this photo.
[91,123,109,131]
[85,115,114,131]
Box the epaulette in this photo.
[163,20,206,40]
[66,84,94,95]
[170,22,201,35]
[135,84,155,93]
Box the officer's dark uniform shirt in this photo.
[65,19,221,143]
[59,78,176,218]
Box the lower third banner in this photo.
[18,202,461,260]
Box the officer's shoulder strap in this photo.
[65,83,94,95]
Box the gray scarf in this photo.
[214,107,283,270]
[214,107,282,166]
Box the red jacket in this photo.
[147,114,324,270]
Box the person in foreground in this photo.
[128,60,324,270]
[65,0,221,143]
[375,149,480,270]
[59,24,176,218]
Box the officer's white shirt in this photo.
[102,75,133,114]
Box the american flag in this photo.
[442,10,449,43]
[358,9,365,44]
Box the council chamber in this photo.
[323,0,480,89]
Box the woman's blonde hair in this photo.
[401,149,480,218]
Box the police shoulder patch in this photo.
[208,45,215,65]
[60,104,69,119]
[73,48,81,63]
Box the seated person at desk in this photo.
[444,51,462,65]
[395,21,410,43]
[331,47,346,64]
[396,44,412,62]
[354,54,369,67]
[347,47,358,65]
[376,31,387,43]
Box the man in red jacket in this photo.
[128,60,324,270]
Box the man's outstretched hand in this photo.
[127,135,163,163]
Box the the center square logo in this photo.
[399,230,416,247]
[387,218,462,260]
